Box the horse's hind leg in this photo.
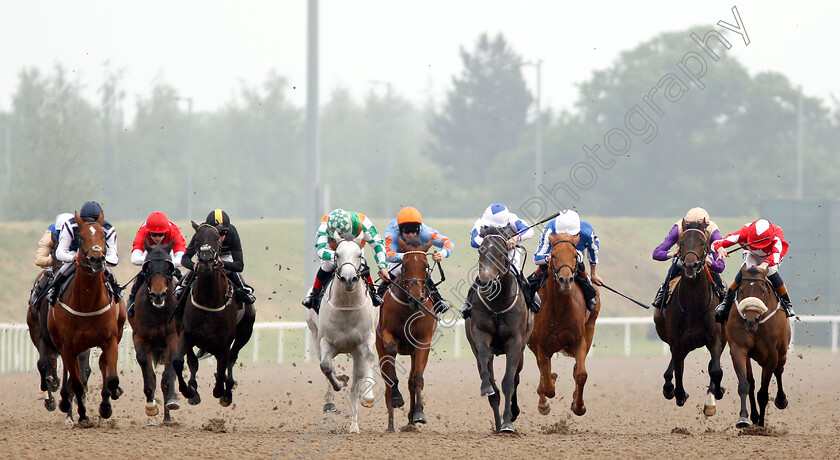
[185,348,201,404]
[99,337,121,420]
[172,334,197,401]
[662,357,675,400]
[61,349,88,423]
[511,351,524,422]
[408,348,430,425]
[486,358,502,433]
[162,336,181,414]
[227,303,256,387]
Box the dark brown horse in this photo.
[376,237,436,432]
[465,226,533,433]
[653,219,725,415]
[527,232,599,417]
[47,212,126,424]
[129,241,181,425]
[725,265,791,428]
[172,222,255,407]
[26,260,91,415]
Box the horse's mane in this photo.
[404,236,423,248]
[684,221,704,231]
[747,266,761,275]
[481,225,513,238]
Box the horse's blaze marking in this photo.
[89,227,96,236]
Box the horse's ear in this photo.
[548,233,562,244]
[74,212,83,227]
[479,225,490,237]
[163,240,175,252]
[398,238,408,251]
[191,220,199,230]
[422,240,434,253]
[144,239,153,252]
[96,211,104,225]
[681,218,687,230]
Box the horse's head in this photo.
[75,212,107,274]
[143,240,175,308]
[398,236,433,304]
[679,219,710,279]
[477,226,511,288]
[335,237,363,291]
[191,221,223,273]
[549,233,580,292]
[736,265,771,332]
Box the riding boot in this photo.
[229,272,256,306]
[302,286,322,310]
[174,270,194,301]
[368,281,383,307]
[29,269,53,307]
[45,267,71,305]
[429,282,450,315]
[715,287,738,324]
[460,285,476,319]
[652,282,669,310]
[377,280,391,299]
[127,272,145,319]
[711,271,727,300]
[104,268,123,300]
[778,290,796,318]
[520,271,540,314]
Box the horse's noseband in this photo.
[549,239,578,284]
[678,228,709,267]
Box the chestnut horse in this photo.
[129,241,181,425]
[26,260,91,415]
[376,237,436,432]
[725,265,791,428]
[653,220,725,415]
[465,226,533,433]
[172,222,255,407]
[47,212,126,424]
[528,232,599,417]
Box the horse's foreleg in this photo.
[78,350,92,389]
[379,334,404,409]
[471,330,496,397]
[571,342,589,416]
[185,347,201,404]
[773,364,788,410]
[746,360,758,425]
[319,339,344,392]
[730,348,751,428]
[511,348,525,423]
[61,349,87,423]
[134,338,158,418]
[533,347,555,415]
[99,336,120,419]
[486,357,501,433]
[672,349,689,407]
[58,360,72,415]
[227,304,256,390]
[162,335,180,414]
[408,348,430,425]
[214,350,232,407]
[663,357,675,400]
[499,339,525,432]
[376,342,398,433]
[704,339,725,416]
[756,358,776,427]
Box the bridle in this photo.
[389,250,432,306]
[194,223,223,273]
[77,221,106,273]
[549,239,580,284]
[737,271,780,323]
[678,228,710,266]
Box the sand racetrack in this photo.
[1,351,838,459]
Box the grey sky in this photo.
[1,1,836,116]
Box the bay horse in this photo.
[465,226,533,433]
[376,237,436,432]
[26,259,91,415]
[653,219,725,415]
[305,236,378,434]
[527,231,599,417]
[46,212,126,424]
[725,265,791,428]
[172,222,255,407]
[128,241,180,425]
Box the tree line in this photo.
[1,27,837,223]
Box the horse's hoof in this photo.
[220,396,232,407]
[571,402,586,416]
[703,405,716,417]
[181,386,196,399]
[323,403,337,413]
[145,401,159,416]
[410,411,427,424]
[715,387,726,400]
[213,387,223,399]
[337,375,350,387]
[146,416,159,427]
[58,399,71,414]
[775,397,789,410]
[45,396,57,412]
[188,393,201,406]
[112,386,123,400]
[391,393,405,408]
[360,395,375,408]
[538,403,551,416]
[676,393,688,407]
[64,415,74,426]
[480,383,495,397]
[663,385,675,400]
[550,372,557,383]
[100,403,113,420]
[46,376,60,392]
[386,426,395,433]
[498,422,515,433]
[165,399,180,411]
[349,423,360,434]
[736,417,751,429]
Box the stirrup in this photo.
[460,304,472,319]
[714,303,728,323]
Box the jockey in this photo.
[29,212,74,306]
[379,206,453,314]
[176,209,256,307]
[126,211,187,318]
[651,207,727,310]
[533,209,602,311]
[461,203,536,318]
[45,201,122,304]
[713,218,795,322]
[302,208,390,311]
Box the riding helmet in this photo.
[482,204,510,227]
[746,219,774,250]
[327,209,352,236]
[79,201,103,220]
[146,211,170,234]
[554,210,581,235]
[206,209,230,229]
[397,207,422,234]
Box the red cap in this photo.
[146,211,170,234]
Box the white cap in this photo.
[554,210,581,235]
[482,204,510,227]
